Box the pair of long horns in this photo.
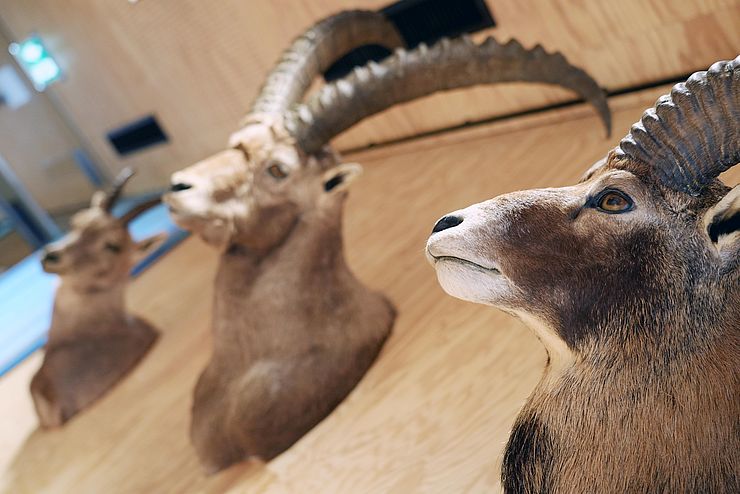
[261,10,736,196]
[251,9,611,153]
[284,35,612,153]
[616,56,738,196]
[250,10,404,117]
[101,167,161,225]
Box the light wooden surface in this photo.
[1,87,738,494]
[0,0,736,195]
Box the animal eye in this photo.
[234,143,251,161]
[267,162,289,180]
[595,190,633,213]
[104,242,122,253]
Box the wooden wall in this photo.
[0,0,737,195]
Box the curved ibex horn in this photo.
[285,36,612,154]
[616,56,739,196]
[250,10,404,117]
[102,167,136,212]
[119,197,161,226]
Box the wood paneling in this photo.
[0,0,736,195]
[1,88,737,493]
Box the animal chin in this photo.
[166,206,206,230]
[431,255,509,305]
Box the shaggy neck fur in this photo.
[32,274,158,429]
[191,196,395,471]
[212,201,352,355]
[47,281,128,346]
[505,296,739,493]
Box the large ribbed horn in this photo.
[285,36,611,154]
[119,197,161,226]
[250,10,404,116]
[102,167,135,212]
[615,56,739,196]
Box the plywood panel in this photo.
[1,87,737,493]
[336,0,740,149]
[0,0,737,195]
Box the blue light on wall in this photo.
[8,35,62,92]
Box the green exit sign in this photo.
[9,35,62,91]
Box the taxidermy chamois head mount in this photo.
[31,168,165,428]
[427,57,739,492]
[42,168,164,288]
[163,9,611,473]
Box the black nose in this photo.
[43,251,60,263]
[170,182,192,192]
[432,215,463,233]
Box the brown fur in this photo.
[31,197,164,428]
[427,154,739,492]
[165,116,395,472]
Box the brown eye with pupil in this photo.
[267,163,288,180]
[596,190,633,213]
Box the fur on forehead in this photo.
[228,112,340,171]
[229,114,294,151]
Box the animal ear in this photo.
[90,190,106,208]
[322,163,363,194]
[579,157,607,183]
[132,233,168,265]
[703,185,739,268]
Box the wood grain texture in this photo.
[0,0,736,195]
[0,88,738,493]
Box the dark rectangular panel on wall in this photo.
[107,115,168,156]
[383,0,495,47]
[324,0,495,82]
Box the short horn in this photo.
[250,10,404,117]
[616,56,739,196]
[118,197,161,226]
[286,36,612,154]
[102,167,136,212]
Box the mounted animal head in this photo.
[427,57,739,354]
[167,113,362,249]
[165,9,611,251]
[42,168,166,290]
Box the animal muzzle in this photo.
[426,201,506,271]
[42,249,61,264]
[40,246,66,273]
[163,173,198,214]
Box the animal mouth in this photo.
[165,204,189,221]
[166,204,183,216]
[162,198,191,219]
[430,254,501,275]
[163,202,201,226]
[41,260,63,274]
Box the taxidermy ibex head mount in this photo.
[31,168,166,428]
[427,57,739,492]
[163,9,612,472]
